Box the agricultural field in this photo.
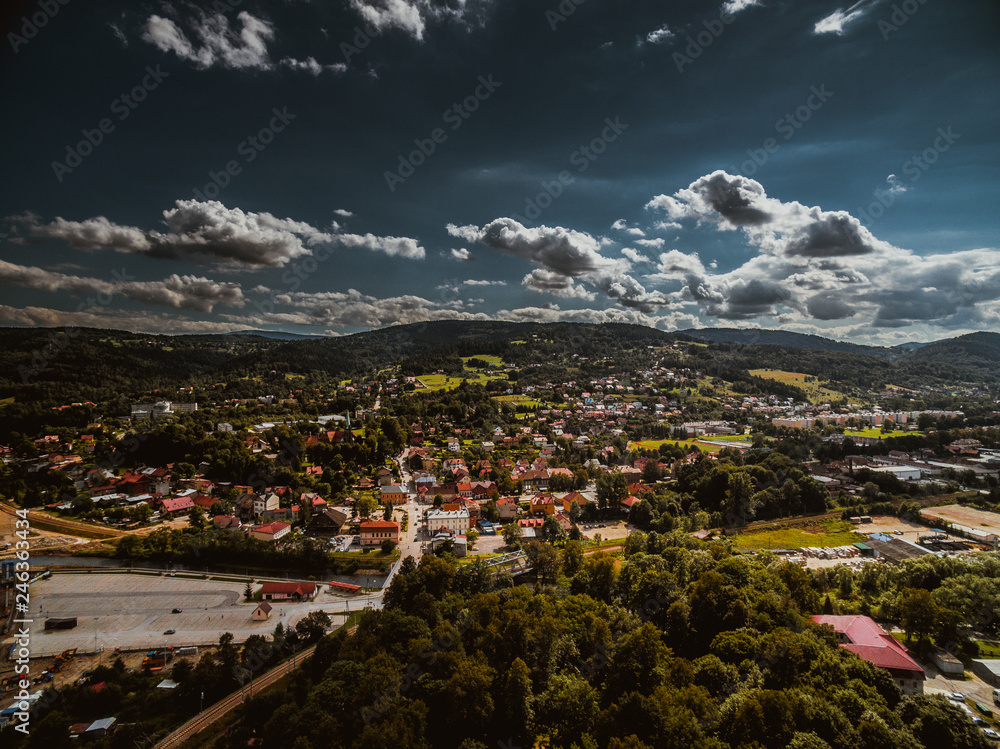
[748,368,845,404]
[728,519,862,551]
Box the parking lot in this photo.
[12,572,361,657]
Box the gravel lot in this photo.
[11,572,364,657]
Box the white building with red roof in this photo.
[250,521,291,542]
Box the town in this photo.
[1,323,999,748]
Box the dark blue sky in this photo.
[1,0,997,344]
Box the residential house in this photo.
[160,496,195,517]
[213,515,242,530]
[308,508,349,536]
[254,493,280,517]
[529,495,556,516]
[520,469,551,491]
[380,484,409,505]
[561,491,589,513]
[233,492,257,522]
[360,520,401,548]
[496,497,519,521]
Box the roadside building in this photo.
[360,519,401,548]
[812,615,924,695]
[424,508,471,535]
[260,582,317,601]
[252,601,273,621]
[250,521,291,543]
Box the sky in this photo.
[1,0,998,345]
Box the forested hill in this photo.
[678,328,894,358]
[0,323,997,408]
[907,332,1000,372]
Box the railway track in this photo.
[155,643,318,749]
[154,624,361,748]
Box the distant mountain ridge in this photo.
[677,328,894,358]
[226,329,328,340]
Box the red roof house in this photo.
[812,615,925,694]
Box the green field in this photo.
[629,435,751,454]
[843,428,915,439]
[416,355,507,392]
[493,394,542,408]
[462,354,504,368]
[748,368,844,404]
[729,519,862,551]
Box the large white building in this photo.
[424,508,471,534]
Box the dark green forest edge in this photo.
[15,550,1000,749]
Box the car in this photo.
[163,629,176,635]
[974,717,988,726]
[172,608,182,613]
[949,692,967,702]
[893,530,903,535]
[983,728,1000,740]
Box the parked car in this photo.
[948,692,966,702]
[163,629,176,635]
[983,728,999,740]
[172,608,182,613]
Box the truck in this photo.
[44,617,78,631]
[142,648,174,671]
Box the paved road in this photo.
[154,642,319,749]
